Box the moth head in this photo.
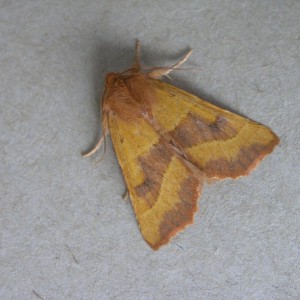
[102,72,145,123]
[105,72,119,86]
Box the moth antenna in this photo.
[144,66,199,78]
[171,49,193,70]
[132,39,141,71]
[143,66,198,71]
[149,49,193,78]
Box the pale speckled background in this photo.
[1,1,299,299]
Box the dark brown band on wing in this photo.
[169,113,238,148]
[201,141,279,179]
[135,141,173,207]
[152,167,204,250]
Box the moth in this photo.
[84,41,279,250]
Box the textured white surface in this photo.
[1,1,299,299]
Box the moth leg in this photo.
[82,135,104,157]
[123,190,129,201]
[148,49,192,78]
[132,39,141,71]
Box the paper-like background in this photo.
[1,1,299,299]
